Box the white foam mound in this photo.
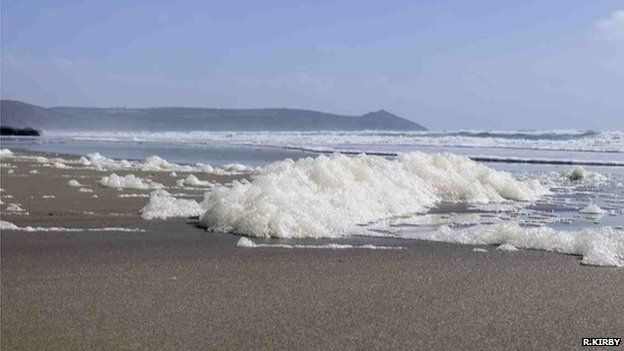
[177,174,213,187]
[67,179,82,187]
[6,203,26,212]
[100,173,162,189]
[83,152,133,170]
[199,152,549,238]
[140,155,193,172]
[0,149,14,157]
[1,220,19,230]
[140,190,204,220]
[497,243,519,251]
[402,223,623,267]
[236,237,404,250]
[579,202,605,215]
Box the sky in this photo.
[1,1,623,130]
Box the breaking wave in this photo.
[46,129,624,153]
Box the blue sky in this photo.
[1,1,623,129]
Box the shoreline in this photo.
[1,149,623,350]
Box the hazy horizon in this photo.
[2,1,623,130]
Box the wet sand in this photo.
[1,150,623,350]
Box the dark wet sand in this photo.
[1,150,623,350]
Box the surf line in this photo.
[276,146,624,167]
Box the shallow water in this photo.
[0,136,315,167]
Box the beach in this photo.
[1,149,622,350]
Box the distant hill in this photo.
[0,100,426,132]
[0,126,41,136]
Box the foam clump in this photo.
[223,163,256,173]
[200,163,257,175]
[140,156,193,172]
[497,243,519,251]
[5,203,26,212]
[0,149,14,157]
[579,202,605,215]
[177,174,213,187]
[67,179,82,187]
[199,152,549,238]
[403,223,623,267]
[566,167,607,185]
[0,220,19,229]
[100,173,162,189]
[83,153,133,170]
[237,237,256,247]
[82,153,194,172]
[140,190,204,219]
[78,152,257,175]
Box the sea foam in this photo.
[140,190,204,220]
[236,237,404,250]
[100,173,163,189]
[400,223,623,267]
[199,152,549,238]
[0,220,145,232]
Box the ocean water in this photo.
[3,129,623,165]
[2,129,623,265]
[0,136,315,167]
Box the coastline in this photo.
[1,149,623,350]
